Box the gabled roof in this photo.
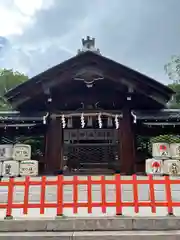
[4,51,174,108]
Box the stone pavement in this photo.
[0,231,179,240]
[0,218,180,239]
[0,175,180,219]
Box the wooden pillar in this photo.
[118,107,136,174]
[44,116,63,175]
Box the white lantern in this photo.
[152,142,170,159]
[0,145,13,161]
[170,143,180,159]
[2,160,19,177]
[13,144,31,161]
[145,158,163,175]
[163,159,180,176]
[20,160,38,176]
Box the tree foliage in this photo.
[167,83,180,108]
[0,69,28,110]
[165,56,180,108]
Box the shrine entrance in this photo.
[63,129,119,173]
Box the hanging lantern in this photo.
[114,115,119,129]
[81,113,85,128]
[67,117,73,128]
[61,115,66,128]
[87,116,93,127]
[98,113,102,128]
[107,117,113,127]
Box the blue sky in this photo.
[0,0,179,84]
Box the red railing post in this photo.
[165,176,174,216]
[40,176,46,215]
[1,174,180,218]
[5,177,14,219]
[115,174,122,215]
[132,175,139,213]
[101,176,106,213]
[87,176,92,214]
[23,176,30,215]
[148,175,156,213]
[73,176,78,214]
[56,175,63,216]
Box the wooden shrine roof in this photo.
[4,51,174,110]
[0,111,48,126]
[0,109,179,126]
[134,109,180,122]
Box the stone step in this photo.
[0,231,179,240]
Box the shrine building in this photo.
[0,36,179,175]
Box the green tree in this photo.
[165,55,180,83]
[0,69,28,110]
[167,83,180,108]
[165,56,180,108]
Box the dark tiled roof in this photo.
[0,111,48,122]
[133,109,180,121]
[5,51,174,106]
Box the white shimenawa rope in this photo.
[115,115,119,129]
[81,113,85,128]
[131,111,137,123]
[98,113,102,128]
[61,114,66,128]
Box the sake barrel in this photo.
[2,160,19,177]
[152,142,170,159]
[13,144,31,160]
[170,143,180,159]
[163,159,180,176]
[0,144,13,161]
[145,158,163,175]
[20,160,38,176]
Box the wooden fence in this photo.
[0,174,179,218]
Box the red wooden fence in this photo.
[0,174,179,218]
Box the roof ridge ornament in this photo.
[77,36,101,55]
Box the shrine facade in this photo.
[0,36,178,175]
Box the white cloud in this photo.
[0,0,52,36]
[0,4,27,36]
[14,0,43,16]
[0,0,180,83]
